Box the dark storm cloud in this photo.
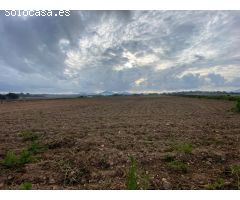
[0,11,239,93]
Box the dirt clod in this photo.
[162,178,171,189]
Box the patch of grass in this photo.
[19,182,32,190]
[19,149,34,165]
[27,141,47,154]
[138,174,150,190]
[167,160,188,173]
[126,157,151,190]
[19,130,39,141]
[230,165,240,189]
[1,131,45,169]
[236,100,240,112]
[1,149,34,168]
[1,151,19,168]
[163,154,175,162]
[211,137,225,145]
[175,143,193,154]
[126,157,138,190]
[206,178,225,189]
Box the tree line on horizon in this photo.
[0,93,20,100]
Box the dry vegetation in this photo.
[0,96,240,189]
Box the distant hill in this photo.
[99,91,115,96]
[166,90,240,97]
[233,89,240,93]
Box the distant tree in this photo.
[5,93,19,100]
[0,94,6,100]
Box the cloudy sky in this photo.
[0,11,240,93]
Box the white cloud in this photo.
[135,77,147,86]
[179,65,240,81]
[0,11,240,93]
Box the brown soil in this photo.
[0,96,240,189]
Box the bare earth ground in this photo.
[0,96,240,189]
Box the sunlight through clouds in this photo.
[0,11,239,93]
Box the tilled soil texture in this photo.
[0,96,240,189]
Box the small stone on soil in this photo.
[49,178,56,184]
[0,182,4,189]
[162,178,171,189]
[7,175,13,180]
